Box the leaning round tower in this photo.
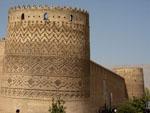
[0,6,90,113]
[113,67,144,99]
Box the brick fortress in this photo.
[0,6,144,113]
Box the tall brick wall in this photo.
[90,62,128,113]
[0,39,5,89]
[0,39,5,112]
[0,6,90,113]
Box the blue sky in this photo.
[0,0,150,66]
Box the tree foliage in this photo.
[117,88,150,113]
[49,98,66,113]
[117,101,137,113]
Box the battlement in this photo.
[9,5,88,14]
[113,67,143,72]
[8,5,89,25]
[113,67,143,77]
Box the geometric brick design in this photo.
[2,6,90,101]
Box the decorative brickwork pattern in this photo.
[6,22,89,57]
[1,6,90,100]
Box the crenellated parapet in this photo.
[9,5,88,13]
[8,5,89,25]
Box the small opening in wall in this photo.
[16,109,20,113]
[44,12,48,20]
[21,13,25,20]
[70,15,73,21]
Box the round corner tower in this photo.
[0,6,90,113]
[113,67,144,99]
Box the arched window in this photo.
[21,13,25,20]
[70,15,73,21]
[44,13,48,20]
[16,109,20,113]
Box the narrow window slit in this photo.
[44,13,48,20]
[21,13,25,20]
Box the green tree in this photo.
[144,88,150,100]
[49,98,66,113]
[131,88,150,113]
[117,101,137,113]
[117,88,150,113]
[131,97,145,113]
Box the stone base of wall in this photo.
[0,97,91,113]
